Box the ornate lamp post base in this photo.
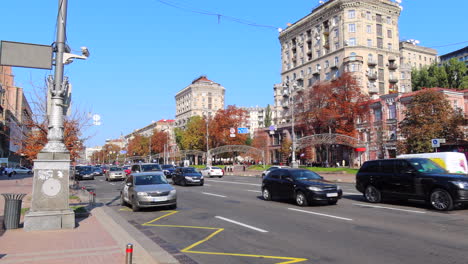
[24,152,74,231]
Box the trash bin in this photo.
[2,193,27,229]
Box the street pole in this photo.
[205,111,211,166]
[24,0,75,231]
[290,82,299,168]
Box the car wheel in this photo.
[132,197,140,212]
[364,185,382,203]
[200,182,204,186]
[262,188,272,201]
[13,171,17,175]
[218,176,222,178]
[120,193,127,206]
[28,171,33,175]
[181,179,186,186]
[430,188,454,211]
[295,191,308,206]
[168,204,177,210]
[328,200,338,205]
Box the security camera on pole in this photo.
[24,0,88,231]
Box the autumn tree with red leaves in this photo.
[209,105,248,148]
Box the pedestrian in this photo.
[7,167,13,178]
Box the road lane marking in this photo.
[143,211,307,263]
[247,190,261,193]
[203,184,211,186]
[215,216,268,233]
[288,208,353,221]
[352,203,426,214]
[202,192,227,198]
[344,192,362,195]
[207,179,260,186]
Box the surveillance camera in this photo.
[81,46,90,58]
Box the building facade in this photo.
[399,41,438,93]
[439,46,468,66]
[240,106,267,137]
[175,76,225,127]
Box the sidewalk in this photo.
[0,174,173,264]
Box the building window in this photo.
[325,60,329,68]
[388,43,392,51]
[308,78,313,86]
[387,29,392,38]
[374,108,382,121]
[325,72,331,80]
[316,64,321,71]
[348,24,356,33]
[293,73,296,80]
[387,16,392,24]
[334,56,339,65]
[367,39,373,47]
[366,11,371,20]
[335,42,340,49]
[307,67,312,74]
[348,38,356,46]
[388,104,396,119]
[348,10,355,19]
[334,28,339,37]
[366,25,372,34]
[377,38,383,49]
[333,16,339,26]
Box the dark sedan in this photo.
[172,167,204,186]
[162,164,176,178]
[75,166,95,181]
[262,168,342,206]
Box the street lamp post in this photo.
[204,111,212,166]
[283,81,299,168]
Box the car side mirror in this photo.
[285,177,293,182]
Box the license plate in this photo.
[152,197,167,202]
[192,179,200,182]
[326,193,338,197]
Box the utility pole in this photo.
[24,0,75,231]
[284,81,299,168]
[205,111,211,166]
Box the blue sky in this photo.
[2,0,467,147]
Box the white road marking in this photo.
[203,184,211,186]
[215,216,268,233]
[344,192,362,195]
[99,180,104,182]
[288,208,353,221]
[352,203,426,214]
[202,192,227,198]
[110,183,116,185]
[207,179,260,186]
[247,190,262,193]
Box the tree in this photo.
[251,131,269,161]
[264,104,272,128]
[179,116,206,151]
[150,130,169,154]
[209,105,248,148]
[399,89,464,153]
[412,59,468,90]
[279,138,292,164]
[444,58,468,89]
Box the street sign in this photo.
[438,138,446,144]
[269,125,276,131]
[237,127,249,134]
[230,133,236,137]
[229,127,236,134]
[431,139,440,148]
[120,150,127,154]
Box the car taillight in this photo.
[221,169,224,174]
[211,170,214,172]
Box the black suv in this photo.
[262,168,342,206]
[356,158,468,211]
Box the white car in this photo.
[261,166,290,178]
[13,167,32,174]
[200,166,224,178]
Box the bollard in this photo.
[125,243,133,264]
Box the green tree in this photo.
[399,89,464,153]
[264,104,272,128]
[180,116,206,151]
[444,58,468,89]
[412,59,468,90]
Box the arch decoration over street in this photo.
[296,133,366,149]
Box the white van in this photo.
[397,152,468,174]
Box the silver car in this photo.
[120,172,177,212]
[105,166,125,181]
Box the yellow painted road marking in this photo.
[142,211,308,264]
[119,207,132,211]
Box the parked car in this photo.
[262,168,342,206]
[161,164,176,178]
[261,166,290,178]
[75,166,95,181]
[356,158,468,211]
[12,167,32,174]
[173,167,204,186]
[105,166,126,181]
[131,163,162,173]
[120,172,177,211]
[122,165,131,176]
[200,166,224,178]
[92,167,103,176]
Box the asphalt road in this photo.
[84,175,468,264]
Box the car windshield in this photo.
[141,164,162,171]
[93,168,101,171]
[409,158,448,174]
[211,167,221,170]
[135,174,168,185]
[162,165,174,169]
[290,170,322,180]
[81,167,93,172]
[183,168,197,173]
[110,167,121,171]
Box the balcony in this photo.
[389,76,399,83]
[343,55,363,64]
[282,90,289,97]
[282,101,289,108]
[388,62,398,70]
[367,72,378,80]
[368,84,378,94]
[388,55,396,62]
[312,68,321,75]
[367,59,377,66]
[331,62,339,69]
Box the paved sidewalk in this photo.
[0,174,174,264]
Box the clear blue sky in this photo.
[2,0,467,147]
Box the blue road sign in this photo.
[237,127,249,134]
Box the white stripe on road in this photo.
[344,192,362,195]
[215,216,268,233]
[247,190,262,193]
[202,192,227,198]
[352,203,426,214]
[288,208,353,221]
[203,184,211,186]
[207,179,260,186]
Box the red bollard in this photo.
[125,243,133,264]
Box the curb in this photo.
[93,206,179,264]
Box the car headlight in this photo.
[200,175,204,179]
[169,189,176,194]
[137,192,148,196]
[307,186,323,191]
[185,176,192,180]
[451,181,468,189]
[336,185,342,191]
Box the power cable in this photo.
[429,40,468,49]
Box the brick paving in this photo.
[0,174,125,264]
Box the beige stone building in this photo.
[275,0,402,124]
[175,76,225,127]
[399,41,438,93]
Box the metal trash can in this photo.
[2,193,27,229]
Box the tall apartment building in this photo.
[240,106,267,137]
[440,46,468,67]
[175,76,225,127]
[399,41,438,93]
[275,0,402,124]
